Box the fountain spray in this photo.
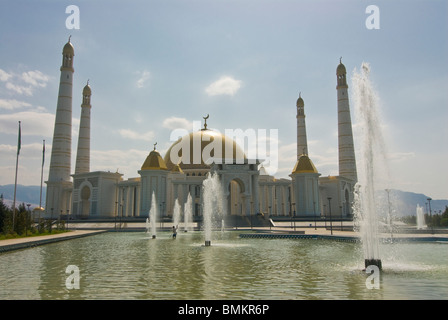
[184,193,193,232]
[416,204,427,230]
[149,191,157,239]
[202,172,224,246]
[173,199,181,230]
[352,62,390,270]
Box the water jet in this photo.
[173,199,181,231]
[184,193,193,232]
[149,191,157,239]
[352,62,388,270]
[416,204,426,230]
[201,172,224,247]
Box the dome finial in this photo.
[68,35,72,43]
[87,79,89,86]
[340,56,342,64]
[153,142,157,151]
[203,114,209,130]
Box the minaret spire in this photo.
[336,58,357,182]
[45,39,75,216]
[296,92,308,158]
[75,81,92,174]
[291,92,320,217]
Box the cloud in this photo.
[91,148,148,177]
[0,99,32,110]
[0,68,51,96]
[162,117,192,130]
[136,70,150,88]
[0,69,12,82]
[0,111,55,137]
[21,70,50,88]
[119,129,155,141]
[205,76,242,96]
[0,142,47,158]
[5,82,33,96]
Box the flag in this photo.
[42,139,46,166]
[17,121,21,155]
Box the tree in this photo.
[0,194,13,234]
[0,194,8,233]
[441,206,448,227]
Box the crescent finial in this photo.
[203,114,209,129]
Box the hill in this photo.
[384,189,448,217]
[0,184,46,209]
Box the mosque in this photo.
[44,39,358,225]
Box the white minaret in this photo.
[296,92,308,158]
[336,58,357,182]
[291,92,320,216]
[75,81,91,174]
[45,38,75,217]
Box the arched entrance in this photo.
[228,178,245,215]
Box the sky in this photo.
[0,0,447,200]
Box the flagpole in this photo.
[12,121,21,229]
[39,139,45,209]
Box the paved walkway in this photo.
[0,230,107,253]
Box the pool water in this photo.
[0,231,447,300]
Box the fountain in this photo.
[352,62,389,270]
[416,204,427,230]
[149,191,157,239]
[173,199,181,230]
[184,193,193,232]
[145,218,150,234]
[201,172,224,246]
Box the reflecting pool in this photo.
[0,231,447,299]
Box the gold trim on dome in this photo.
[164,129,246,171]
[141,149,168,171]
[292,154,318,174]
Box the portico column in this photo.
[252,174,260,214]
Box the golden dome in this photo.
[292,154,318,174]
[337,59,346,75]
[296,93,304,107]
[83,83,91,95]
[164,129,246,170]
[170,163,184,174]
[63,40,74,56]
[141,149,168,171]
